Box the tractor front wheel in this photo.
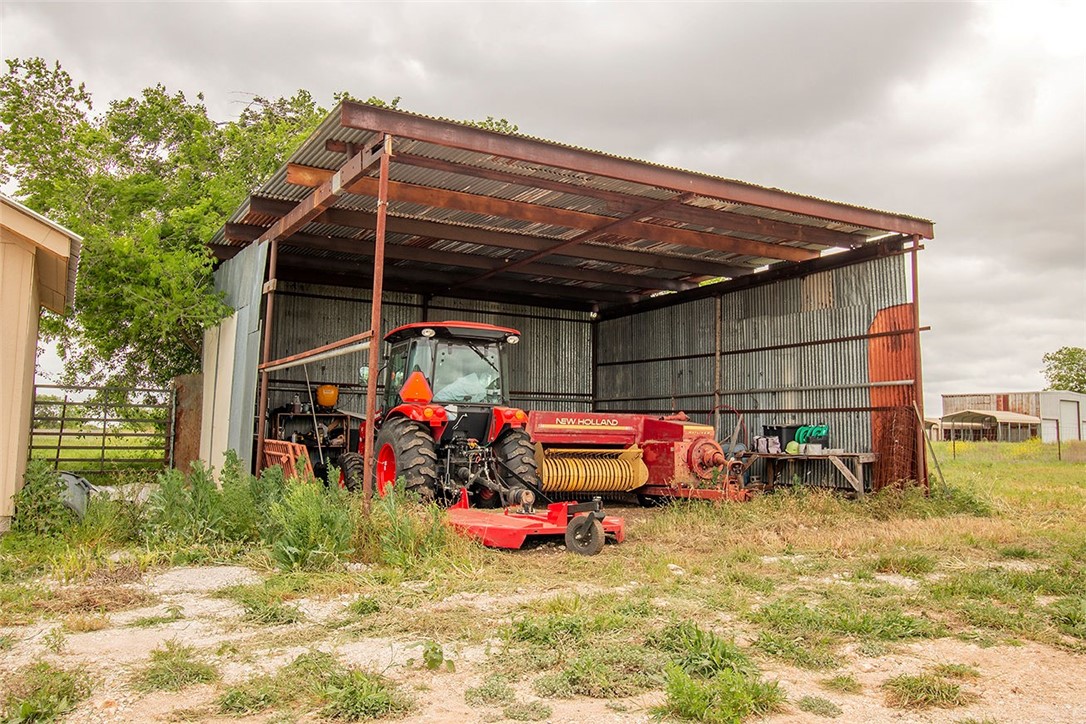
[338,452,365,493]
[374,418,439,501]
[494,428,542,505]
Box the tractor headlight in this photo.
[507,335,520,344]
[421,327,436,338]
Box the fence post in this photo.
[1056,419,1061,461]
[56,392,69,466]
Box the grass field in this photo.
[1,441,1083,722]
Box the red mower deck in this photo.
[446,494,625,552]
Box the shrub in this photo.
[268,479,353,571]
[353,485,461,570]
[321,669,413,720]
[12,461,74,537]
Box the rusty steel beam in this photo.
[230,206,753,278]
[272,253,637,304]
[325,143,867,248]
[213,233,692,292]
[277,266,598,313]
[286,163,816,262]
[338,101,935,238]
[258,143,384,244]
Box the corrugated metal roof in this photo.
[942,410,1042,425]
[209,103,933,308]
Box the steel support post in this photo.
[362,135,393,509]
[910,236,928,490]
[255,237,281,472]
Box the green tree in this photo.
[2,58,517,389]
[1042,347,1086,394]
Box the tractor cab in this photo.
[344,321,538,506]
[380,322,518,444]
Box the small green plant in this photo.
[532,645,662,698]
[1,661,91,722]
[131,604,184,628]
[502,700,552,722]
[654,621,757,678]
[321,668,414,720]
[132,641,218,692]
[465,676,515,705]
[12,461,74,537]
[419,639,455,672]
[882,673,973,709]
[797,695,843,718]
[820,674,863,694]
[754,631,839,670]
[221,584,305,625]
[349,596,380,616]
[999,545,1042,560]
[874,552,936,575]
[0,633,14,650]
[43,627,67,654]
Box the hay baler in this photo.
[528,411,749,503]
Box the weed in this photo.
[219,583,306,625]
[1047,595,1086,639]
[132,641,218,691]
[0,633,14,650]
[796,695,843,718]
[502,700,552,722]
[820,674,862,694]
[43,627,67,653]
[63,612,110,632]
[130,604,184,628]
[1000,545,1042,560]
[653,621,757,679]
[657,663,784,723]
[268,479,353,571]
[419,639,455,672]
[532,645,663,698]
[874,552,935,575]
[754,631,839,670]
[465,676,515,705]
[322,668,414,720]
[218,651,342,716]
[12,461,75,537]
[349,596,380,616]
[882,673,973,709]
[749,597,940,643]
[1,661,91,722]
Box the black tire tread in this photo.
[565,516,605,556]
[493,428,542,491]
[375,417,439,501]
[338,452,365,492]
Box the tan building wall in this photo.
[0,197,80,532]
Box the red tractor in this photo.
[338,321,541,508]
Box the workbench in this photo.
[738,451,878,494]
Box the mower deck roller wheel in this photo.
[374,417,438,501]
[564,515,605,556]
[338,452,365,493]
[494,428,542,500]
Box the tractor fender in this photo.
[387,403,449,439]
[488,406,529,443]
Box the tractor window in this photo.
[383,342,411,409]
[431,342,503,404]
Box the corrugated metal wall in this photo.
[596,255,911,488]
[268,284,593,414]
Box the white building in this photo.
[942,391,1086,443]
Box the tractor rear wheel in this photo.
[374,418,439,502]
[494,428,542,504]
[338,452,365,493]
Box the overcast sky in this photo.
[4,1,1084,413]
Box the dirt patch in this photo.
[146,565,261,594]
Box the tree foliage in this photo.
[1042,346,1086,394]
[1,58,517,388]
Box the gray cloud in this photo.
[4,1,1083,412]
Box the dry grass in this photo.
[35,585,155,615]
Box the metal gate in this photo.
[28,384,173,482]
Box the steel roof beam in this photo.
[212,231,694,292]
[263,252,638,304]
[229,211,752,279]
[286,163,816,262]
[338,101,934,238]
[325,144,867,248]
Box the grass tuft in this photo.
[657,663,784,723]
[63,612,110,632]
[820,674,862,694]
[1,661,92,722]
[132,640,218,692]
[321,668,414,720]
[653,621,757,679]
[502,700,552,722]
[874,552,935,575]
[882,673,973,709]
[930,663,980,680]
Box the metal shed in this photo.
[940,410,1042,442]
[202,102,934,492]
